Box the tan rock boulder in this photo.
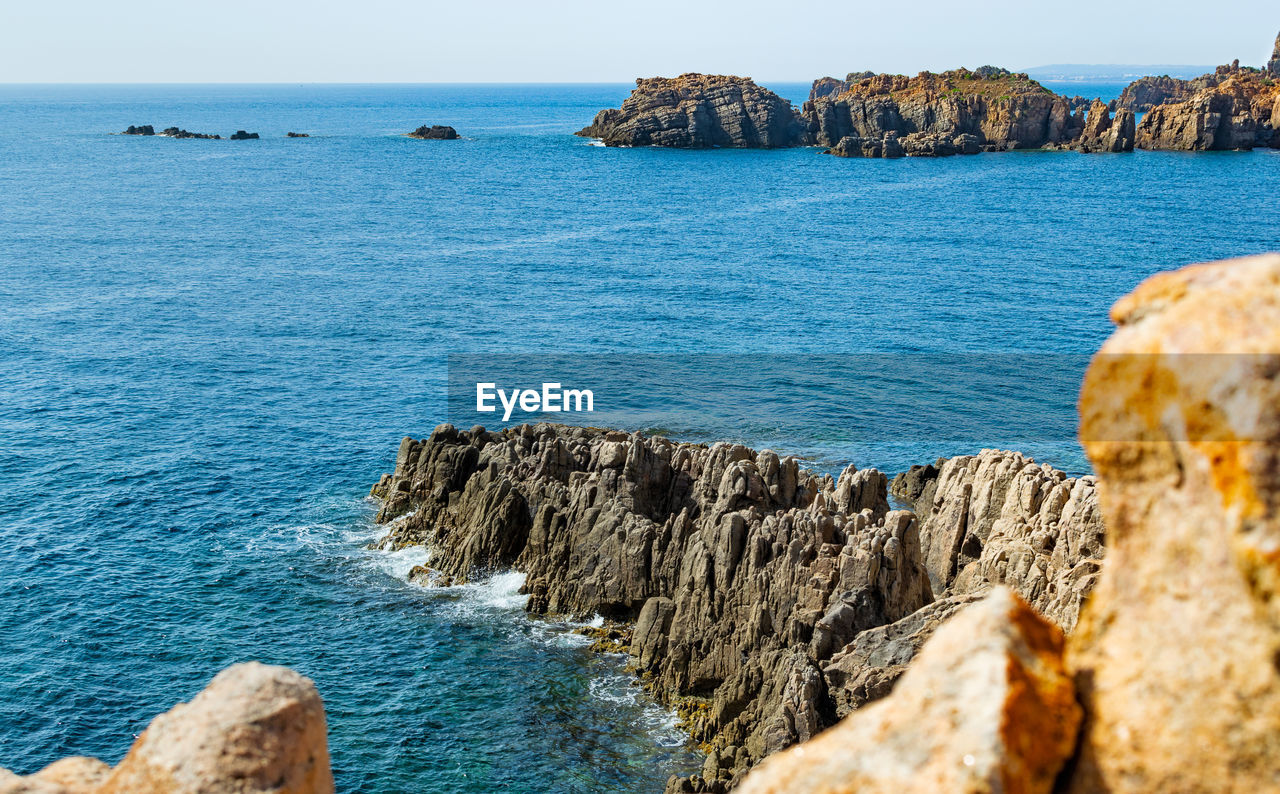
[1067,253,1280,793]
[1,663,333,794]
[734,587,1079,794]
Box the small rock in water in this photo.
[286,132,310,137]
[121,125,154,136]
[407,125,459,140]
[229,130,260,140]
[159,127,220,140]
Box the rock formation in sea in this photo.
[287,132,310,138]
[157,127,220,140]
[229,130,260,140]
[575,74,806,148]
[370,425,1103,790]
[1135,62,1280,150]
[734,252,1280,793]
[802,68,1130,157]
[0,663,334,794]
[408,125,459,140]
[1111,74,1201,112]
[121,125,155,136]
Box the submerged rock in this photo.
[736,588,1080,794]
[407,125,459,140]
[0,663,333,794]
[576,74,806,148]
[286,132,310,138]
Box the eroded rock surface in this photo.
[1067,253,1280,793]
[896,448,1104,632]
[575,74,806,148]
[1136,62,1279,150]
[0,663,333,794]
[734,588,1080,794]
[804,68,1122,156]
[373,425,1104,788]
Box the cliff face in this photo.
[372,427,1102,790]
[802,68,1131,157]
[1136,64,1280,150]
[734,253,1280,794]
[575,74,806,148]
[1269,32,1280,76]
[0,663,333,794]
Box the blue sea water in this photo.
[1,81,1278,792]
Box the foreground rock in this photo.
[1136,62,1279,150]
[804,68,1129,156]
[736,589,1079,794]
[0,663,333,794]
[407,125,459,140]
[576,74,805,148]
[1066,253,1280,792]
[372,424,1101,788]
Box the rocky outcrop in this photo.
[371,424,1104,789]
[1075,100,1136,153]
[286,132,310,138]
[804,68,1089,155]
[575,74,806,148]
[1136,62,1279,150]
[1270,32,1280,76]
[121,125,154,136]
[0,663,333,794]
[1066,253,1280,792]
[373,425,932,787]
[807,68,1134,156]
[736,588,1080,794]
[408,125,459,140]
[158,127,220,140]
[229,130,259,140]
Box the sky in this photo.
[2,1,1277,83]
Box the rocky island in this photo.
[407,124,459,139]
[804,67,1134,157]
[579,29,1280,156]
[575,74,806,148]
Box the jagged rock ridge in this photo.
[371,428,1102,790]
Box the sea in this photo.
[1,81,1277,792]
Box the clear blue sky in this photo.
[3,1,1276,83]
